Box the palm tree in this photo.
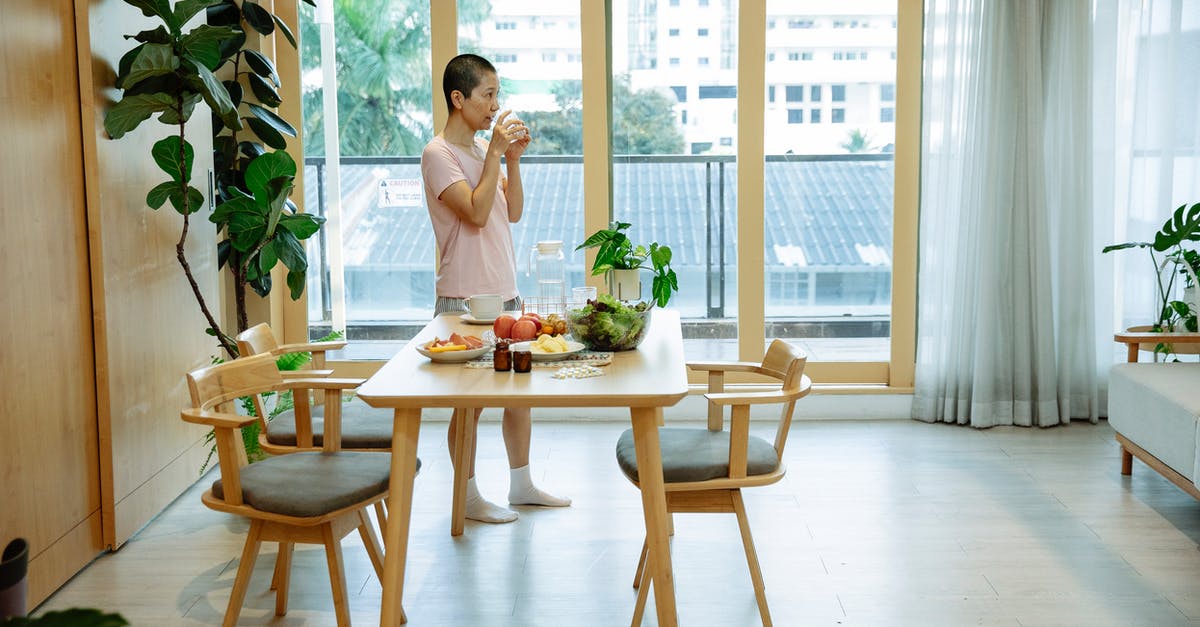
[841,128,875,153]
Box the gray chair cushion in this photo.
[615,427,780,484]
[212,451,415,518]
[267,398,394,449]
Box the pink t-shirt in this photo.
[421,135,519,300]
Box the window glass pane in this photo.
[300,1,434,331]
[478,3,585,315]
[300,1,582,344]
[613,0,737,361]
[765,2,897,362]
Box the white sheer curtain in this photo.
[1095,0,1200,370]
[913,0,1098,427]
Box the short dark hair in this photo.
[442,54,497,110]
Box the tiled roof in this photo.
[303,157,893,269]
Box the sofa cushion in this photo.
[212,451,406,518]
[1108,363,1200,485]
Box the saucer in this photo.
[461,312,499,325]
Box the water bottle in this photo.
[529,240,566,314]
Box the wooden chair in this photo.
[615,339,811,627]
[184,353,409,626]
[235,323,394,454]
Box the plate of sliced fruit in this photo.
[415,333,490,362]
[509,335,585,361]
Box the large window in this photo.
[764,3,898,363]
[295,1,919,386]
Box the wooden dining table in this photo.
[356,309,689,626]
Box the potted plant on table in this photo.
[575,221,678,307]
[1103,201,1200,359]
[569,222,678,351]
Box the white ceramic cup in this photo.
[466,294,503,320]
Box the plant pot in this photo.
[608,268,642,302]
[0,538,28,620]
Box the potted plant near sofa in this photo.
[1103,201,1200,359]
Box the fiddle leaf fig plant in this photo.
[106,0,322,357]
[104,0,242,358]
[576,221,679,307]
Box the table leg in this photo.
[380,408,421,626]
[629,406,677,627]
[450,407,475,536]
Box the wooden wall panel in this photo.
[81,1,221,547]
[0,0,105,607]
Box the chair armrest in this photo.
[281,369,334,379]
[687,361,762,374]
[284,377,365,390]
[273,340,349,354]
[706,376,812,406]
[181,408,256,428]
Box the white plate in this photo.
[415,344,491,363]
[460,311,519,325]
[508,339,586,361]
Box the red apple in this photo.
[492,314,517,339]
[511,319,538,342]
[519,313,541,325]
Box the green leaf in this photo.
[650,244,672,269]
[1154,203,1200,252]
[217,27,247,60]
[287,269,306,300]
[1101,241,1152,253]
[209,195,258,225]
[123,0,173,24]
[242,1,276,35]
[104,93,176,138]
[158,91,200,124]
[129,26,171,44]
[258,239,279,275]
[248,103,297,137]
[273,14,298,48]
[278,213,325,239]
[246,73,282,107]
[207,1,240,27]
[187,61,240,130]
[116,43,147,83]
[230,213,266,251]
[261,177,294,238]
[173,0,224,28]
[246,117,286,149]
[119,43,178,90]
[168,185,206,215]
[222,79,243,109]
[274,228,306,270]
[250,272,272,297]
[242,49,279,86]
[152,136,194,182]
[244,150,296,198]
[180,24,238,70]
[146,181,177,209]
[239,141,266,159]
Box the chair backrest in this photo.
[236,322,280,358]
[759,339,809,459]
[185,353,284,503]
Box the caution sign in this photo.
[378,178,423,207]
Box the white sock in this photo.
[465,477,518,523]
[508,465,571,507]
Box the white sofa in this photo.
[1108,362,1200,500]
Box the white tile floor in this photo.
[36,419,1200,626]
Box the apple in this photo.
[519,313,541,325]
[511,319,538,342]
[493,314,516,339]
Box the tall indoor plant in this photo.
[576,221,678,307]
[104,0,322,357]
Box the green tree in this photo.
[841,128,876,153]
[300,0,491,156]
[523,75,684,156]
